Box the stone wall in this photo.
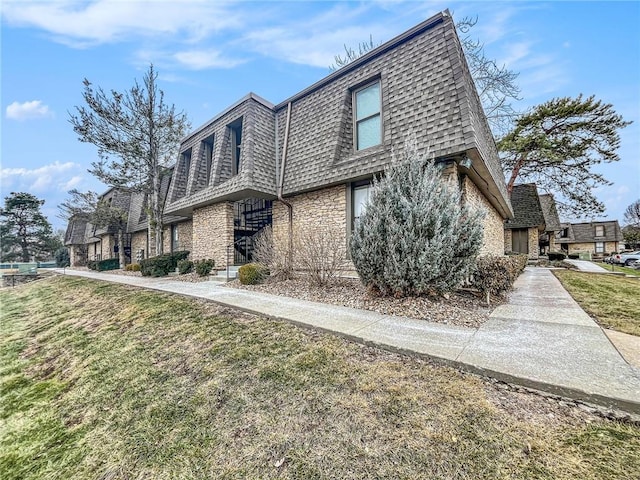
[566,242,620,255]
[463,176,505,256]
[273,185,348,269]
[527,228,539,259]
[192,202,234,267]
[69,245,87,267]
[131,231,148,262]
[162,220,194,255]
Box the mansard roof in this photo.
[557,220,623,243]
[505,184,545,230]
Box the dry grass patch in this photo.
[1,276,639,480]
[554,270,640,336]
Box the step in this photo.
[209,266,241,282]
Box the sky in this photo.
[1,0,639,232]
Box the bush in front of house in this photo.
[93,258,120,271]
[568,253,579,260]
[140,251,190,277]
[350,140,485,296]
[194,259,215,277]
[125,263,141,272]
[548,251,567,261]
[238,263,268,285]
[178,259,194,274]
[471,254,528,305]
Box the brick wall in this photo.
[192,203,234,267]
[566,242,619,255]
[131,231,148,262]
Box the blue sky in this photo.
[2,0,639,232]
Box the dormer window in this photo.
[354,80,382,151]
[229,118,243,175]
[181,148,192,180]
[595,225,605,237]
[202,135,214,185]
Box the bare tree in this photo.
[69,64,189,256]
[329,35,380,71]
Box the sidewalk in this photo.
[53,267,640,414]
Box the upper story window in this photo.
[229,118,243,175]
[560,228,569,238]
[181,148,192,180]
[595,225,605,237]
[202,135,214,185]
[354,81,381,151]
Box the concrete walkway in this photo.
[564,259,610,273]
[52,267,640,414]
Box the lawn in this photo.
[594,262,640,277]
[554,270,640,336]
[1,276,639,479]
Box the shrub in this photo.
[238,263,268,285]
[125,263,141,272]
[471,254,527,305]
[548,251,567,261]
[568,253,579,260]
[350,140,485,296]
[95,258,120,272]
[194,259,215,277]
[295,228,347,287]
[253,226,292,280]
[177,259,194,274]
[54,247,70,267]
[87,260,97,271]
[140,251,190,277]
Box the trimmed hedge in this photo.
[548,251,567,261]
[194,259,215,277]
[568,254,579,260]
[178,259,194,275]
[88,258,120,272]
[140,251,190,277]
[471,254,528,305]
[238,263,268,285]
[125,263,141,272]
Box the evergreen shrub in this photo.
[140,251,190,277]
[54,248,70,267]
[350,142,485,296]
[95,258,119,271]
[194,259,215,277]
[568,254,579,260]
[238,263,268,285]
[471,254,528,305]
[178,259,194,274]
[548,251,567,261]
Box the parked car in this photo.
[631,259,640,270]
[611,251,640,266]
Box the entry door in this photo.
[512,229,529,254]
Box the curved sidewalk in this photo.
[52,267,640,414]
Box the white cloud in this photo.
[173,49,246,70]
[1,0,241,47]
[6,100,53,120]
[1,161,83,194]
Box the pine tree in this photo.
[350,143,485,296]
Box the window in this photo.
[560,228,569,238]
[229,119,243,175]
[181,148,192,180]
[202,135,214,185]
[352,181,372,229]
[354,81,381,150]
[171,225,179,252]
[595,225,605,237]
[595,241,604,253]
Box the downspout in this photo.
[277,102,294,269]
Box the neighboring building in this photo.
[163,10,513,269]
[556,221,623,256]
[504,184,561,258]
[63,213,90,266]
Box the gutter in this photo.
[277,102,294,266]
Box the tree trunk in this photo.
[506,152,528,194]
[152,167,163,256]
[118,228,126,268]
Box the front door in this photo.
[512,229,529,254]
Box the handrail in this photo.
[225,237,247,281]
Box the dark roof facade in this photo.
[539,194,561,232]
[64,213,90,246]
[557,221,623,244]
[505,184,545,230]
[164,10,512,219]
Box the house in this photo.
[504,184,561,258]
[556,221,623,257]
[63,213,90,266]
[162,10,513,269]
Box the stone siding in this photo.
[463,177,504,256]
[192,203,234,267]
[131,231,148,262]
[565,242,620,255]
[273,185,348,269]
[162,220,194,254]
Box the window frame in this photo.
[229,118,243,176]
[180,148,192,181]
[595,241,604,253]
[202,135,214,185]
[353,80,382,151]
[595,225,605,237]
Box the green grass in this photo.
[554,270,640,336]
[594,262,640,277]
[2,276,639,479]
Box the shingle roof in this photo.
[539,194,561,232]
[556,221,623,243]
[64,214,90,245]
[505,184,545,229]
